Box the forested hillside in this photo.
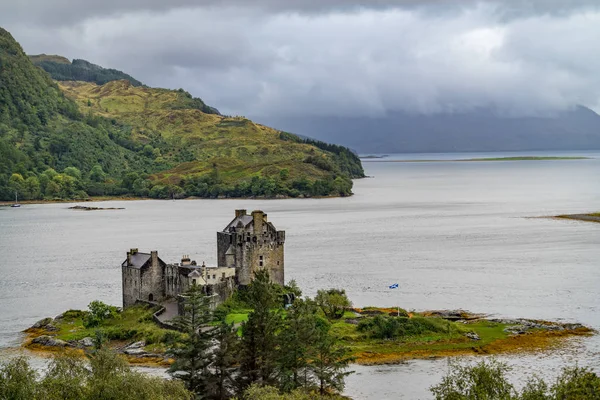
[0,28,363,201]
[29,55,144,87]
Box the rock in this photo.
[79,337,94,347]
[564,323,584,331]
[124,348,146,356]
[31,317,53,329]
[503,326,526,335]
[345,319,360,325]
[126,341,146,350]
[466,332,480,341]
[32,335,68,347]
[45,324,58,332]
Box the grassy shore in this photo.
[23,306,593,367]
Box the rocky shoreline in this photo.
[23,315,171,366]
[23,309,594,367]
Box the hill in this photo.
[0,27,363,201]
[58,80,363,198]
[30,55,145,87]
[259,106,600,154]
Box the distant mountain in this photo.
[0,27,362,201]
[259,106,600,154]
[30,54,144,87]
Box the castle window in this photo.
[277,261,280,265]
[192,279,197,285]
[222,272,225,278]
[259,261,263,267]
[213,274,216,279]
[260,255,263,260]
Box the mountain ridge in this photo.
[258,105,600,154]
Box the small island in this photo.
[554,213,600,224]
[362,156,590,163]
[461,156,590,162]
[23,304,593,367]
[69,205,125,211]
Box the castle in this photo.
[121,210,285,312]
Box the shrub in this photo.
[357,316,453,339]
[83,301,120,328]
[315,289,352,319]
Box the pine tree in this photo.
[168,284,214,396]
[277,299,321,392]
[205,320,239,400]
[309,325,354,395]
[237,270,283,393]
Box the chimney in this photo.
[151,251,158,266]
[252,210,264,233]
[235,209,247,218]
[181,255,191,266]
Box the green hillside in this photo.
[0,27,363,201]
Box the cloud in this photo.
[1,1,600,118]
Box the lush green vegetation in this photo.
[30,55,145,87]
[0,350,191,400]
[0,27,364,201]
[29,303,183,347]
[431,359,600,400]
[357,315,457,340]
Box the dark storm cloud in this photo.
[1,1,599,118]
[3,0,600,27]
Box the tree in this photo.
[8,172,24,197]
[168,284,214,396]
[205,320,239,400]
[63,166,82,180]
[309,324,353,395]
[277,299,321,392]
[89,164,106,183]
[0,356,38,399]
[84,300,120,328]
[237,270,283,392]
[39,351,89,400]
[23,176,40,199]
[315,289,352,319]
[430,360,516,400]
[552,366,600,399]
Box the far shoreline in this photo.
[361,156,591,163]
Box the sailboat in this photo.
[11,192,20,208]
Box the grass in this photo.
[25,305,182,347]
[57,81,342,187]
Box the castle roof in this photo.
[224,214,253,231]
[121,252,151,269]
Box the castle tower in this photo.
[217,209,285,286]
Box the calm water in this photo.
[1,151,599,399]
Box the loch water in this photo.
[1,151,599,399]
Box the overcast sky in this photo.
[2,1,599,118]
